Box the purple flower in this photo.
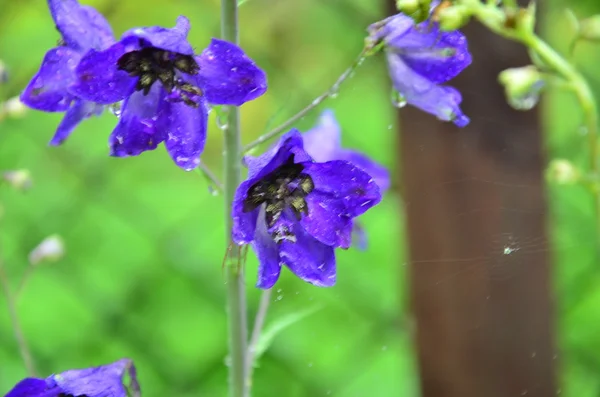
[368,13,472,127]
[303,110,390,249]
[20,0,114,145]
[232,130,381,289]
[4,359,139,397]
[71,16,267,171]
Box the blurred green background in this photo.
[0,0,599,396]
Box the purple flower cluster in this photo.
[232,111,389,288]
[22,0,266,170]
[369,12,472,126]
[3,0,476,393]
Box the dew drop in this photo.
[208,184,219,196]
[391,90,407,108]
[508,93,540,111]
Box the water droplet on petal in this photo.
[391,90,407,108]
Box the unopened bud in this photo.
[2,97,27,119]
[578,15,600,42]
[396,0,431,23]
[29,235,65,266]
[546,159,579,185]
[498,65,544,111]
[437,5,472,31]
[2,169,32,191]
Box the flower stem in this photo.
[195,161,224,193]
[220,0,248,396]
[0,261,36,376]
[246,288,272,385]
[467,0,600,231]
[242,49,369,153]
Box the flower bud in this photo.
[1,97,27,119]
[546,159,580,185]
[2,169,32,191]
[578,15,600,42]
[436,5,472,31]
[396,0,431,23]
[29,235,65,266]
[498,66,544,110]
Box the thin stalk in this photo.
[242,49,369,153]
[220,0,248,396]
[246,288,272,384]
[0,262,36,376]
[195,161,224,192]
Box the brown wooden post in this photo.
[395,8,557,397]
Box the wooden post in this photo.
[396,12,557,397]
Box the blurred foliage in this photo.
[1,0,600,396]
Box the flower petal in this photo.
[302,110,341,162]
[337,150,390,193]
[396,22,471,84]
[279,212,336,287]
[49,0,114,51]
[122,16,193,55]
[4,378,58,397]
[351,221,368,250]
[20,47,80,112]
[367,14,414,45]
[50,99,104,145]
[109,88,164,157]
[72,39,138,104]
[303,160,382,218]
[243,130,312,180]
[386,52,469,127]
[254,209,282,289]
[52,359,133,397]
[158,98,208,171]
[300,190,353,248]
[80,5,115,49]
[232,180,259,244]
[195,39,267,106]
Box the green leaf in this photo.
[252,305,322,365]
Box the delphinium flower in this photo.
[368,10,472,126]
[20,0,114,145]
[71,16,267,170]
[232,131,382,289]
[303,110,390,249]
[4,359,139,397]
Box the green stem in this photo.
[246,288,272,385]
[242,49,369,153]
[220,0,248,396]
[0,261,36,376]
[467,1,600,227]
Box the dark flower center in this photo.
[117,46,202,107]
[243,154,314,243]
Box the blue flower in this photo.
[4,359,138,397]
[71,16,267,170]
[232,130,381,289]
[303,110,390,249]
[368,12,472,126]
[20,0,114,145]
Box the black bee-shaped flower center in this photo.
[243,154,315,243]
[117,46,202,107]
